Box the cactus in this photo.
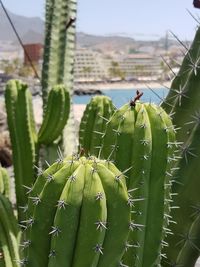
[160,26,200,266]
[41,0,77,105]
[42,0,78,156]
[101,99,177,267]
[5,80,70,220]
[0,166,10,199]
[0,194,20,267]
[79,95,115,156]
[22,156,131,267]
[161,120,200,266]
[161,27,200,143]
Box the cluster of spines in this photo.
[79,95,116,157]
[20,155,131,267]
[0,193,20,267]
[100,101,178,266]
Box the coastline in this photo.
[75,81,171,91]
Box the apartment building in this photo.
[74,49,108,82]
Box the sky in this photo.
[1,0,200,40]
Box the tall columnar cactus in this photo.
[41,0,77,104]
[161,27,200,143]
[42,0,77,156]
[101,100,177,267]
[161,121,200,266]
[0,166,10,199]
[5,80,70,220]
[0,194,20,267]
[21,156,131,267]
[160,26,200,267]
[79,96,115,156]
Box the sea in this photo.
[73,88,168,108]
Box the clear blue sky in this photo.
[1,0,199,40]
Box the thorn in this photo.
[129,221,145,231]
[56,200,68,210]
[49,250,56,258]
[95,192,104,200]
[49,226,61,237]
[20,240,31,250]
[20,218,34,228]
[95,221,107,231]
[93,244,103,254]
[19,205,28,213]
[29,196,41,205]
[22,185,33,195]
[46,174,54,182]
[34,165,43,175]
[69,174,76,182]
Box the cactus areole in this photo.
[23,156,131,267]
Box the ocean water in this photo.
[73,88,168,108]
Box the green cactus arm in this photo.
[0,167,10,199]
[5,80,37,220]
[97,162,131,267]
[162,122,200,267]
[0,195,20,267]
[161,27,200,142]
[38,85,70,145]
[0,223,13,267]
[41,0,77,104]
[24,162,80,267]
[79,96,115,156]
[48,165,86,267]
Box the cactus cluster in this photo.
[5,80,70,220]
[21,156,130,267]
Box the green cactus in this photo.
[0,194,20,267]
[22,156,131,267]
[161,120,200,266]
[5,80,70,221]
[160,26,200,267]
[41,0,77,105]
[79,95,115,156]
[0,166,10,199]
[161,27,200,143]
[101,100,177,267]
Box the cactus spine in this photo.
[5,80,70,220]
[101,100,177,266]
[79,96,115,156]
[0,194,20,267]
[22,156,131,267]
